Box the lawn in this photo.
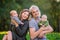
[0,31,30,40]
[0,31,60,40]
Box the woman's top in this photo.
[9,20,29,40]
[29,18,46,40]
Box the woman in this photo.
[29,5,53,40]
[3,9,30,40]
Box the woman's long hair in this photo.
[29,5,41,17]
[19,9,30,20]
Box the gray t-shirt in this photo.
[11,16,23,25]
[29,18,39,31]
[29,18,46,40]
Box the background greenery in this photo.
[0,0,60,32]
[0,0,60,40]
[0,32,60,40]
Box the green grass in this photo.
[0,33,30,40]
[0,31,60,40]
[26,32,30,40]
[0,31,30,40]
[46,33,60,40]
[0,34,4,40]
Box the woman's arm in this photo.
[43,25,53,33]
[11,19,19,27]
[29,20,46,39]
[38,25,53,38]
[11,19,29,36]
[15,22,29,36]
[29,27,45,39]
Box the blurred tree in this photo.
[0,0,21,31]
[0,0,60,32]
[50,0,60,32]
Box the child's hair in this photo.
[42,14,47,19]
[10,10,17,16]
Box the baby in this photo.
[10,10,24,25]
[38,15,49,38]
[38,15,49,27]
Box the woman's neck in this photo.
[20,18,23,21]
[33,17,39,20]
[21,18,27,21]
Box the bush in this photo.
[46,33,60,40]
[0,32,60,40]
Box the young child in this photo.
[38,15,49,38]
[38,15,49,27]
[10,10,24,25]
[2,10,24,40]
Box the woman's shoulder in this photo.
[24,20,29,24]
[29,18,35,22]
[29,18,36,25]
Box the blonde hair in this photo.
[29,5,41,17]
[42,14,47,19]
[10,10,17,16]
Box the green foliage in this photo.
[0,34,4,40]
[26,32,30,40]
[0,0,60,32]
[0,0,22,31]
[46,33,60,40]
[0,32,60,40]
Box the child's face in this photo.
[41,16,47,21]
[12,11,18,17]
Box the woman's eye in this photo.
[33,12,35,13]
[36,10,38,12]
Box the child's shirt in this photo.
[38,20,49,27]
[10,16,23,25]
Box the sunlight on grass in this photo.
[0,31,8,34]
[0,31,60,40]
[0,31,7,40]
[0,31,30,40]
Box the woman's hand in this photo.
[38,25,46,38]
[11,19,19,27]
[38,31,45,38]
[39,25,46,31]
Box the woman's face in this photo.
[31,9,39,18]
[21,12,29,20]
